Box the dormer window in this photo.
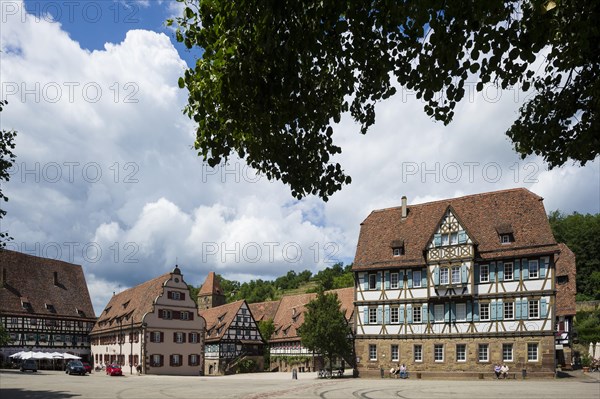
[122,301,130,309]
[391,240,404,256]
[500,234,514,244]
[45,303,56,313]
[496,224,514,244]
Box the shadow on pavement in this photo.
[0,388,80,399]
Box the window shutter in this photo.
[384,271,390,290]
[540,258,548,278]
[159,355,164,367]
[169,355,174,366]
[188,354,192,366]
[466,301,472,321]
[434,233,442,246]
[458,230,467,244]
[515,299,521,320]
[362,274,368,291]
[490,262,496,282]
[167,291,172,299]
[450,303,456,322]
[514,259,521,280]
[474,264,480,284]
[407,304,413,324]
[422,304,428,323]
[407,270,413,288]
[422,268,427,287]
[399,305,405,323]
[444,303,450,322]
[181,292,186,300]
[461,264,467,284]
[521,300,528,320]
[376,272,382,290]
[160,332,164,343]
[363,307,368,325]
[473,301,480,321]
[182,333,186,343]
[173,332,177,342]
[491,302,497,320]
[377,306,382,324]
[189,312,194,320]
[522,259,529,280]
[188,332,192,342]
[429,304,435,323]
[384,305,390,324]
[541,298,548,318]
[399,270,405,286]
[433,267,440,286]
[496,300,503,320]
[497,262,504,282]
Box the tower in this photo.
[198,271,226,310]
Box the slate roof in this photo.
[555,243,577,317]
[91,272,173,334]
[353,188,560,270]
[199,299,246,343]
[0,249,96,320]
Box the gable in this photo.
[428,207,473,248]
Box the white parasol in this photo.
[595,342,600,360]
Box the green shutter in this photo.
[521,300,528,320]
[407,304,413,324]
[434,267,440,285]
[407,270,413,288]
[444,303,450,322]
[515,299,521,320]
[377,306,382,324]
[541,298,548,318]
[540,258,548,278]
[473,301,480,321]
[522,259,529,280]
[376,272,382,290]
[514,260,521,280]
[490,262,496,282]
[422,304,429,323]
[384,305,390,324]
[363,308,369,324]
[429,304,435,323]
[474,264,480,284]
[434,233,442,246]
[497,261,504,282]
[399,305,405,323]
[467,301,472,321]
[496,300,503,320]
[458,230,467,244]
[362,274,368,290]
[491,301,497,320]
[385,271,390,290]
[450,303,456,322]
[422,268,428,287]
[461,264,468,284]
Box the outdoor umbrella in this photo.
[62,353,81,360]
[9,352,24,359]
[595,342,600,360]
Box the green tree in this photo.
[298,290,353,372]
[0,324,10,346]
[258,319,276,370]
[170,1,599,200]
[1,100,18,247]
[574,309,600,345]
[549,211,600,300]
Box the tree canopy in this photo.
[170,0,599,200]
[0,100,17,247]
[298,290,353,370]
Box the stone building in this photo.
[90,266,205,375]
[352,188,576,378]
[554,243,577,367]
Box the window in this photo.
[181,311,189,320]
[390,306,399,324]
[504,302,514,320]
[189,333,199,343]
[442,234,449,246]
[161,309,172,319]
[369,274,377,290]
[434,304,444,322]
[501,234,511,244]
[413,270,421,287]
[171,354,181,366]
[450,232,458,245]
[175,332,184,343]
[369,344,377,361]
[390,273,399,289]
[151,354,162,367]
[503,344,513,362]
[478,344,489,362]
[391,345,399,362]
[529,260,539,279]
[414,345,423,362]
[456,344,466,362]
[480,303,490,320]
[393,248,403,256]
[527,343,538,361]
[557,275,569,285]
[480,265,489,283]
[440,268,449,285]
[152,331,162,343]
[456,303,466,321]
[413,306,422,323]
[504,262,513,281]
[451,267,461,284]
[529,300,539,319]
[189,354,199,366]
[434,344,444,362]
[172,291,181,300]
[369,307,377,324]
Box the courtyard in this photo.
[0,369,598,399]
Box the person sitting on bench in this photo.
[501,364,509,379]
[494,364,502,379]
[399,364,408,379]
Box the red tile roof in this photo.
[199,300,245,343]
[555,243,576,316]
[199,271,223,296]
[353,188,559,270]
[0,250,96,320]
[248,300,281,322]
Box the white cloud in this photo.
[1,1,598,316]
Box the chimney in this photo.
[53,271,58,286]
[401,196,408,219]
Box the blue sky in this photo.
[2,1,599,314]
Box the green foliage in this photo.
[549,210,600,299]
[313,262,353,291]
[0,100,17,247]
[236,358,257,373]
[0,324,11,346]
[574,309,600,345]
[170,0,599,200]
[258,319,275,342]
[187,284,199,305]
[271,355,311,365]
[298,291,353,371]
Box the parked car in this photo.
[20,359,37,372]
[65,360,86,375]
[106,363,122,376]
[82,362,92,373]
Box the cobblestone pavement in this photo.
[1,369,598,399]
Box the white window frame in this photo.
[451,266,461,284]
[413,306,422,323]
[413,270,422,287]
[442,234,449,246]
[152,331,161,342]
[529,260,539,279]
[390,306,399,324]
[440,268,449,285]
[501,234,510,244]
[190,333,199,343]
[504,302,514,320]
[456,303,466,321]
[175,332,184,343]
[369,344,377,361]
[480,265,489,283]
[414,345,423,362]
[434,304,444,322]
[529,300,539,319]
[504,262,513,281]
[393,248,402,256]
[369,274,377,290]
[503,343,513,362]
[390,273,399,289]
[480,303,490,321]
[391,345,399,362]
[368,307,377,324]
[152,354,161,366]
[172,291,181,300]
[456,344,466,362]
[527,343,538,362]
[189,354,198,365]
[478,344,489,362]
[434,344,444,362]
[172,354,181,366]
[181,311,189,320]
[450,232,458,245]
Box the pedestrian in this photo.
[136,363,142,375]
[399,364,408,379]
[494,364,501,379]
[501,363,509,379]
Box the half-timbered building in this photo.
[0,250,96,364]
[352,188,575,378]
[554,243,576,367]
[90,266,205,375]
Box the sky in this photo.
[1,0,599,315]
